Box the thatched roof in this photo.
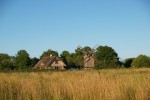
[34,56,66,69]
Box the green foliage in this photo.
[73,47,84,68]
[1,45,150,71]
[0,53,10,61]
[60,51,73,68]
[40,49,58,59]
[16,50,31,69]
[30,57,39,67]
[131,55,150,68]
[95,46,120,69]
[124,58,135,68]
[82,46,92,54]
[73,46,94,68]
[60,46,93,69]
[0,53,11,70]
[60,49,83,69]
[0,54,15,70]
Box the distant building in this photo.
[83,54,94,69]
[33,56,66,69]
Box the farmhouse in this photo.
[34,56,66,69]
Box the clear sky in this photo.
[0,0,150,59]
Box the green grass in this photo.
[0,68,150,100]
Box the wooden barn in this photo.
[33,56,66,70]
[84,54,94,69]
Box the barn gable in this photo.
[33,56,66,69]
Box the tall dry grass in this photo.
[0,68,150,100]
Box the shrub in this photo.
[131,55,150,68]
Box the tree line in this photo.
[0,45,150,70]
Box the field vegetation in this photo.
[0,68,150,100]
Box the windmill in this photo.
[78,45,98,69]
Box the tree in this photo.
[131,55,150,68]
[72,47,84,68]
[81,46,93,55]
[60,50,74,69]
[95,46,120,69]
[124,58,135,68]
[30,57,39,67]
[0,54,15,70]
[60,49,82,69]
[40,49,58,59]
[60,50,70,65]
[0,59,12,70]
[0,53,10,70]
[16,50,30,69]
[60,47,92,69]
[0,53,10,61]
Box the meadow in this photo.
[0,68,150,100]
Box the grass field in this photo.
[0,68,150,100]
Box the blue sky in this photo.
[0,0,150,59]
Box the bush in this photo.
[124,58,135,68]
[131,55,150,68]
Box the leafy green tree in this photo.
[60,50,70,65]
[0,53,10,70]
[0,54,15,70]
[0,53,10,61]
[40,49,58,59]
[70,46,93,69]
[10,56,17,67]
[131,55,150,68]
[61,46,92,69]
[95,46,120,69]
[72,47,84,68]
[82,46,92,54]
[0,59,12,70]
[124,58,135,68]
[16,50,30,69]
[60,51,75,69]
[30,57,39,67]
